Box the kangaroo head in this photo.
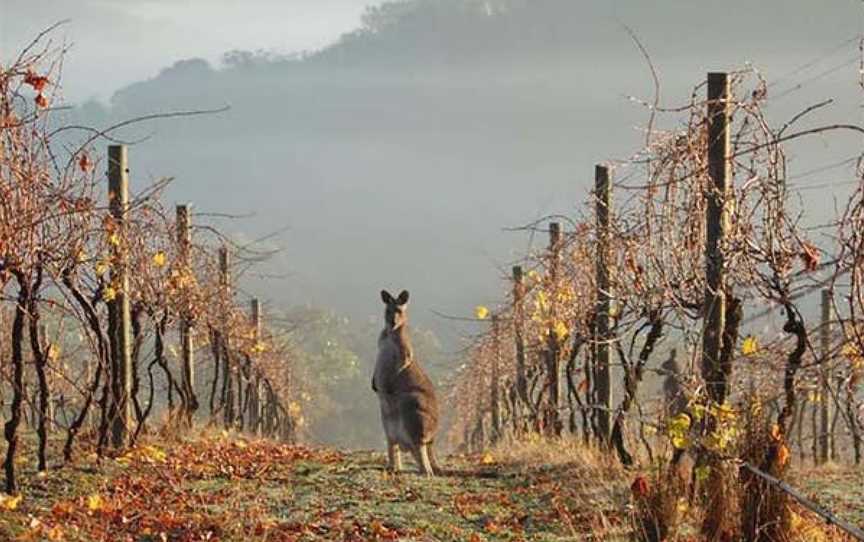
[381,289,410,331]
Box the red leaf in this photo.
[35,93,48,108]
[25,71,49,92]
[631,475,649,498]
[799,241,820,272]
[78,153,91,172]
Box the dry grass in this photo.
[482,434,634,540]
[489,433,621,471]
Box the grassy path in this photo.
[3,433,859,541]
[0,434,630,541]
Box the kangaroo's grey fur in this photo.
[373,289,440,476]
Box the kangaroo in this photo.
[373,289,440,476]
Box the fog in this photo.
[3,0,862,446]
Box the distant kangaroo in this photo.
[373,289,440,476]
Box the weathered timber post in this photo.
[702,72,731,406]
[546,222,563,436]
[818,289,832,465]
[594,165,613,444]
[218,247,235,428]
[512,266,530,418]
[107,144,132,449]
[249,298,263,436]
[699,73,734,542]
[176,204,198,423]
[490,314,502,441]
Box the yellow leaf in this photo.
[553,321,569,341]
[842,343,863,368]
[46,344,61,362]
[0,493,22,510]
[152,251,167,268]
[536,291,549,311]
[94,261,109,276]
[47,525,64,541]
[480,452,495,465]
[671,435,689,450]
[694,465,711,483]
[474,306,489,320]
[742,335,758,356]
[103,287,117,302]
[670,413,692,432]
[142,445,166,463]
[108,233,120,246]
[770,424,782,441]
[87,493,103,511]
[714,402,736,421]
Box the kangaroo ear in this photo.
[396,290,410,305]
[381,290,394,304]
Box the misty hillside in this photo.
[65,0,861,349]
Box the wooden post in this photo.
[108,144,132,448]
[818,289,832,465]
[546,222,563,436]
[176,204,198,422]
[512,266,530,415]
[249,298,262,436]
[219,247,235,428]
[595,165,613,443]
[490,315,502,441]
[702,72,731,405]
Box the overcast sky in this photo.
[3,0,864,103]
[1,0,373,102]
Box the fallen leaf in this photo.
[87,493,103,512]
[0,493,22,510]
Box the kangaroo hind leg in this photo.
[412,444,434,477]
[387,441,402,473]
[428,445,442,476]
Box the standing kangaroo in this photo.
[373,289,440,475]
